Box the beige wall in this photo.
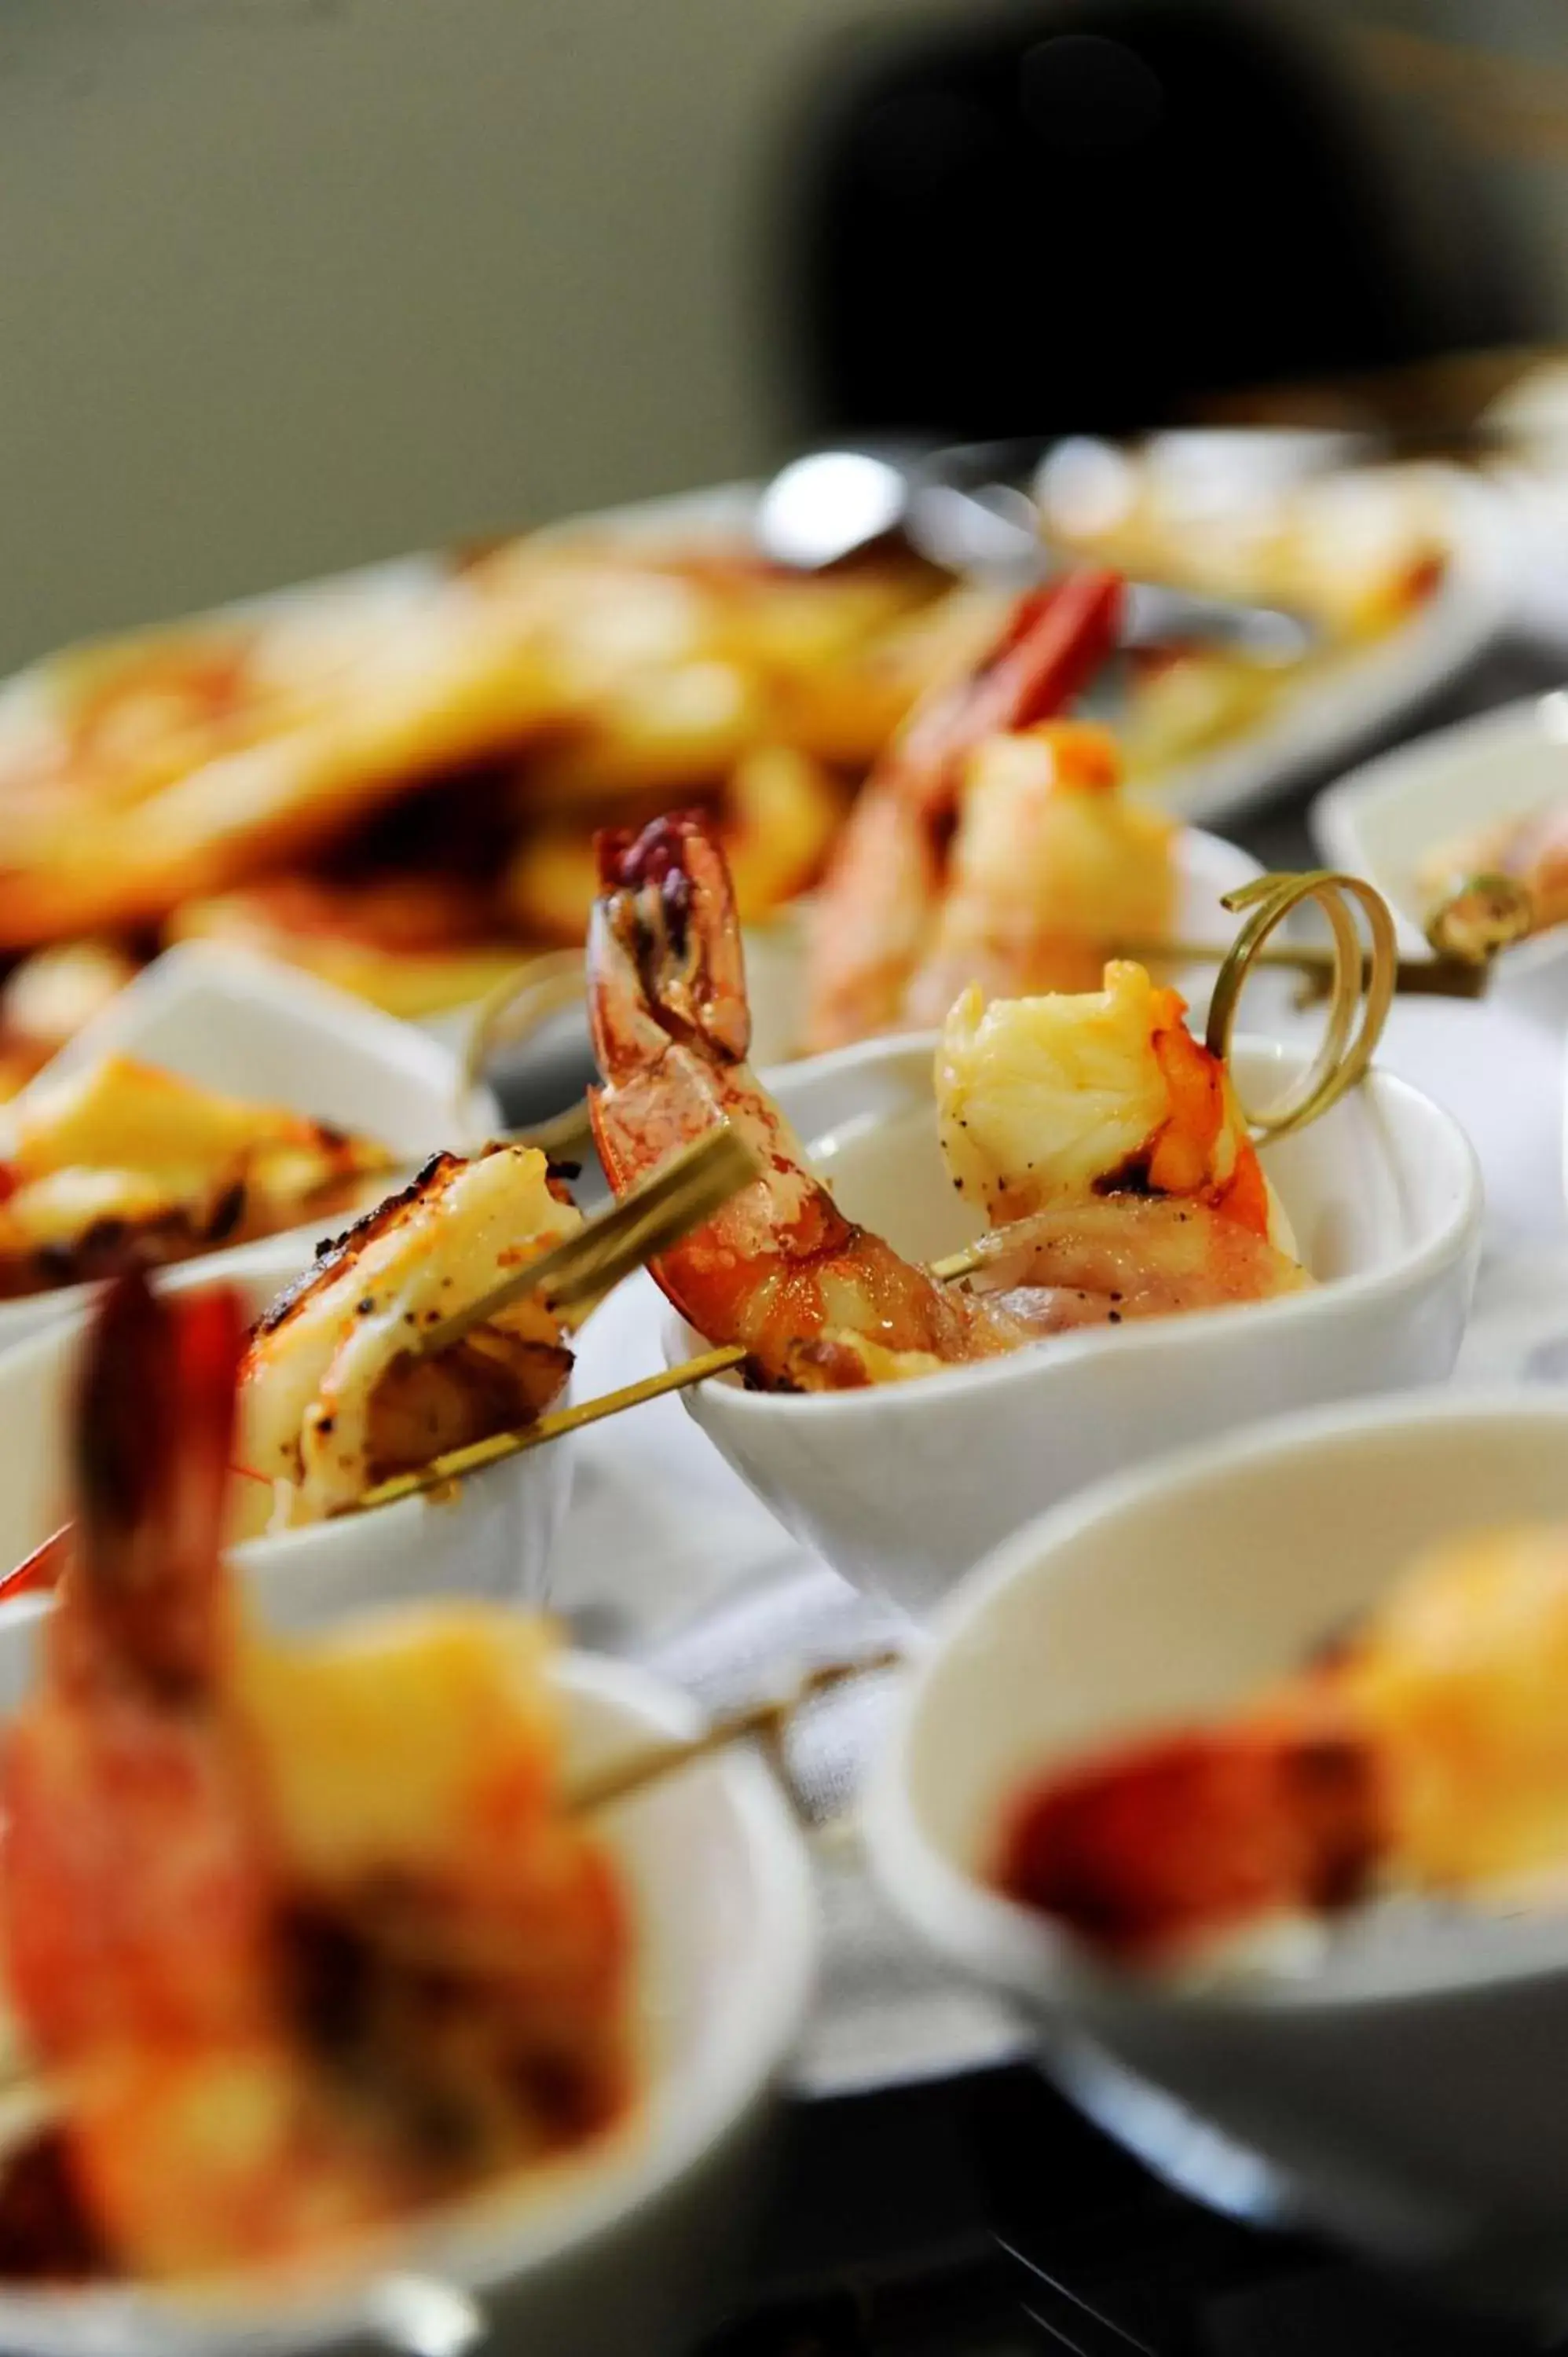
[2,2,1564,676]
[0,0,912,670]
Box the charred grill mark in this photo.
[253,1153,465,1336]
[1091,1153,1159,1200]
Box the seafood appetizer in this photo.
[0,1054,395,1300]
[995,1520,1568,1968]
[0,532,979,1060]
[801,574,1175,1053]
[0,1272,632,2280]
[587,810,1308,1393]
[1417,798,1568,944]
[239,1141,581,1523]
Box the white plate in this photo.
[1123,467,1514,827]
[542,473,1514,831]
[0,941,496,1348]
[0,1641,815,2357]
[1312,691,1568,1024]
[864,1392,1568,2268]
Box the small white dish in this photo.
[1127,467,1513,828]
[0,1641,816,2357]
[0,1239,570,1672]
[0,941,496,1348]
[1311,691,1568,1025]
[743,826,1269,1071]
[661,1034,1482,1620]
[864,1392,1568,2263]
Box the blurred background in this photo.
[2,0,1565,673]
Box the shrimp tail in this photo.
[995,1714,1385,1961]
[588,811,749,1079]
[64,1272,245,1699]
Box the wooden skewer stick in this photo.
[566,1648,906,1816]
[346,1241,997,1516]
[347,1346,749,1515]
[416,1124,760,1357]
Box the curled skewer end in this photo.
[1206,870,1397,1141]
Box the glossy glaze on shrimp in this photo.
[0,1273,630,2280]
[587,811,1021,1389]
[801,574,1127,1053]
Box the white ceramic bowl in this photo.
[1312,691,1568,1026]
[0,940,496,1348]
[0,1240,572,1673]
[0,1642,816,2357]
[865,1392,1568,2266]
[744,826,1269,1072]
[662,1034,1483,1620]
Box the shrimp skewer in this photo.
[0,1272,631,2279]
[996,1523,1568,1967]
[587,811,1023,1390]
[802,573,1125,1053]
[1,1275,397,2271]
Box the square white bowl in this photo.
[1312,691,1568,1025]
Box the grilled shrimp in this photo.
[899,722,1174,1031]
[996,1523,1568,1965]
[586,811,1023,1389]
[0,1273,629,2279]
[800,574,1126,1053]
[240,1142,580,1522]
[934,962,1307,1328]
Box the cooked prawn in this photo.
[995,1522,1568,1965]
[0,1272,630,2279]
[899,721,1175,1031]
[800,574,1126,1053]
[239,1142,580,1522]
[586,811,1024,1390]
[934,962,1307,1326]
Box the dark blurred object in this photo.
[781,0,1535,444]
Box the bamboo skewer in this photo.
[348,1346,749,1514]
[416,1124,760,1356]
[1116,870,1533,1006]
[566,1648,906,1816]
